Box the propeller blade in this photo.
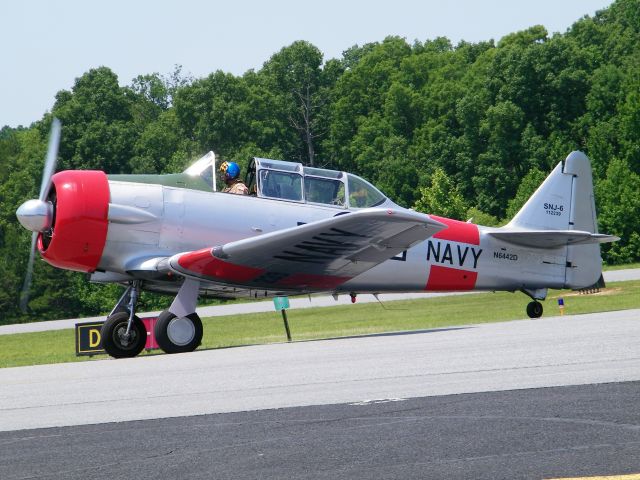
[39,118,61,202]
[19,232,38,313]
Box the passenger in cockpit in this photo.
[219,161,249,195]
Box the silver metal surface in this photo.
[167,317,196,346]
[93,151,613,300]
[14,150,617,324]
[15,199,53,232]
[169,278,200,317]
[108,203,158,224]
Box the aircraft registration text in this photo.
[494,251,518,261]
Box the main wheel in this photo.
[526,301,543,319]
[155,311,203,354]
[101,312,147,358]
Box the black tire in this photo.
[101,312,147,358]
[155,310,203,354]
[526,301,543,319]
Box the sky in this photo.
[1,0,613,128]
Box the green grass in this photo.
[2,280,640,369]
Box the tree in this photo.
[413,168,468,220]
[260,41,327,165]
[596,157,640,263]
[505,167,547,219]
[473,101,525,216]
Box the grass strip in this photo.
[1,280,639,369]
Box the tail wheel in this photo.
[101,311,146,358]
[526,301,543,319]
[155,311,203,354]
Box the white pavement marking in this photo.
[1,309,639,432]
[1,268,638,336]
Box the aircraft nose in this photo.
[16,199,53,232]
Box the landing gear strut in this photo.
[101,281,146,358]
[101,278,203,357]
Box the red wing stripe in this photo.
[175,250,350,290]
[430,215,479,245]
[177,249,265,283]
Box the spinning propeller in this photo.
[16,118,61,312]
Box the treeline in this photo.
[1,0,639,323]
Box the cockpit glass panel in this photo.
[245,159,257,195]
[184,151,215,189]
[303,166,343,179]
[255,158,301,173]
[258,169,303,201]
[304,177,345,206]
[347,174,386,208]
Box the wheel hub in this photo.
[115,324,136,348]
[167,317,195,346]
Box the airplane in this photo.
[16,119,619,358]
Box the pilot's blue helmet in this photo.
[220,161,240,180]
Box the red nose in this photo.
[38,170,110,272]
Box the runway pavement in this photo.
[2,382,639,479]
[1,308,639,432]
[1,268,638,335]
[2,308,640,478]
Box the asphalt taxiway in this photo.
[1,308,639,478]
[2,382,639,479]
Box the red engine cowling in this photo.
[38,170,110,272]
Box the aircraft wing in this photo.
[169,208,446,291]
[488,230,619,248]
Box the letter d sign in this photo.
[89,329,101,348]
[75,322,106,356]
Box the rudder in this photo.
[563,151,602,288]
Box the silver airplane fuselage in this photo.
[100,179,572,299]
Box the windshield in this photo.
[347,174,386,208]
[183,151,215,189]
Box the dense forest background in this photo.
[1,0,639,324]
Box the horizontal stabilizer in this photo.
[488,230,619,248]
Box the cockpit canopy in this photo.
[247,158,387,209]
[184,152,388,209]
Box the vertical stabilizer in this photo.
[506,151,604,288]
[506,162,572,231]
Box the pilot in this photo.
[219,161,249,195]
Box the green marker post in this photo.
[273,296,291,342]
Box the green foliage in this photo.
[596,158,640,263]
[3,0,640,324]
[413,168,468,220]
[465,207,500,227]
[505,167,547,219]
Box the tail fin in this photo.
[506,151,596,232]
[500,151,617,288]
